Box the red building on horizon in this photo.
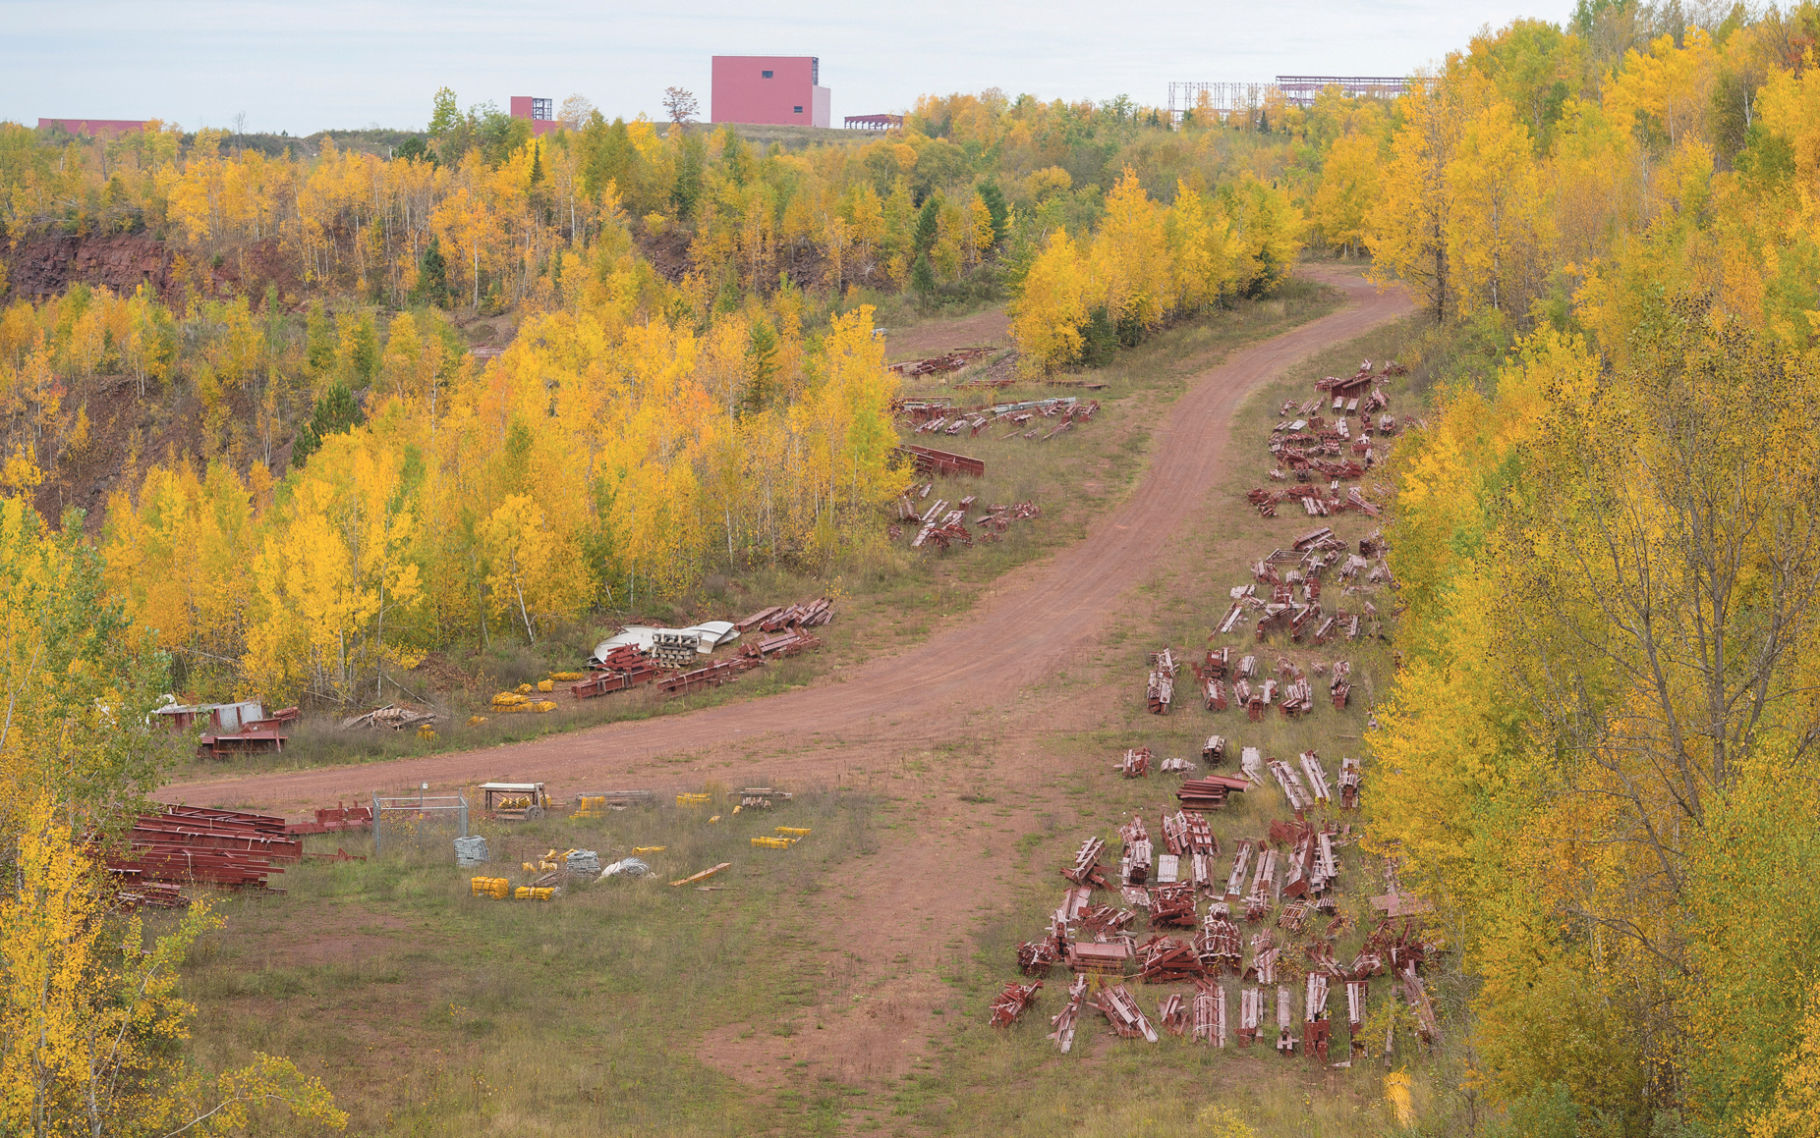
[711,56,830,128]
[509,96,558,137]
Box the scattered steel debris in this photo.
[1116,747,1152,778]
[990,980,1043,1027]
[1050,974,1089,1053]
[888,346,991,377]
[339,704,436,731]
[1094,983,1160,1042]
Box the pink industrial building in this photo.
[711,56,830,128]
[37,118,149,138]
[509,96,559,137]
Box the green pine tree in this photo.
[913,196,940,257]
[415,237,450,307]
[910,253,937,311]
[290,381,367,469]
[744,318,780,415]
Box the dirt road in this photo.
[168,269,1410,812]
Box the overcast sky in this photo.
[2,0,1575,134]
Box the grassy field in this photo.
[172,293,1507,1136]
[184,794,882,1137]
[165,281,1343,784]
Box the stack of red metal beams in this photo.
[659,653,762,695]
[111,806,300,890]
[896,443,986,478]
[1136,936,1205,982]
[575,644,665,697]
[1176,774,1249,812]
[1149,883,1198,928]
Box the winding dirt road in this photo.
[168,269,1410,812]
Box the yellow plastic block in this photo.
[632,845,666,855]
[776,826,812,837]
[750,836,795,849]
[470,876,510,899]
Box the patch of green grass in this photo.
[181,792,880,1136]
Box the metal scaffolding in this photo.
[1167,76,1414,121]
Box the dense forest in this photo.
[0,85,1326,707]
[1363,3,1820,1135]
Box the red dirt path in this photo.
[166,269,1411,814]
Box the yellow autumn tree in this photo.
[1010,229,1089,375]
[1311,131,1383,257]
[0,793,346,1137]
[1444,98,1547,317]
[1090,167,1172,333]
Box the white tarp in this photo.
[590,621,740,665]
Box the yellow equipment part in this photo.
[521,861,537,873]
[708,814,721,823]
[550,671,584,682]
[537,679,555,692]
[750,836,795,849]
[675,793,711,808]
[776,826,812,837]
[632,845,665,854]
[470,876,511,899]
[515,683,533,694]
[513,886,555,901]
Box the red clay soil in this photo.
[165,269,1411,814]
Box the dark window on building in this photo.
[793,105,803,114]
[811,57,819,85]
[531,97,553,120]
[762,69,773,78]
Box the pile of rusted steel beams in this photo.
[896,443,986,478]
[735,598,834,633]
[576,600,832,701]
[886,347,991,377]
[110,806,300,890]
[896,396,1100,442]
